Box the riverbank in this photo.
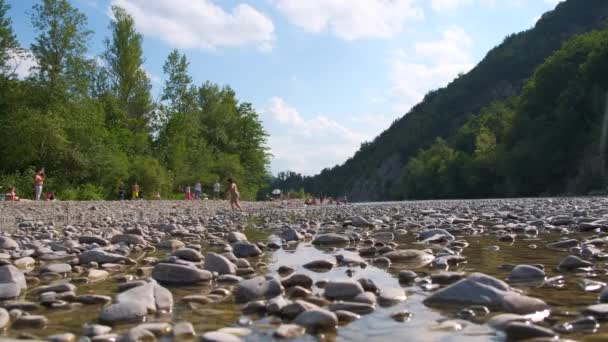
[0,197,608,340]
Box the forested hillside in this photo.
[274,0,608,201]
[0,0,269,200]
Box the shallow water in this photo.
[5,209,608,341]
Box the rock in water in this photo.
[294,309,338,332]
[204,252,236,275]
[324,280,364,300]
[234,276,283,303]
[312,234,350,246]
[507,265,545,283]
[0,265,26,299]
[152,263,212,284]
[231,242,262,258]
[424,273,548,314]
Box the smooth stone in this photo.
[48,333,76,342]
[279,227,304,242]
[303,259,335,271]
[0,237,19,250]
[582,303,608,320]
[234,276,283,303]
[173,322,195,337]
[311,234,350,246]
[383,250,434,268]
[173,248,203,262]
[156,240,185,250]
[204,252,236,275]
[547,239,579,249]
[324,280,364,300]
[398,270,418,283]
[12,315,48,329]
[293,308,338,332]
[377,288,406,306]
[231,242,262,258]
[418,229,455,242]
[328,302,375,315]
[83,324,113,337]
[557,255,593,271]
[507,265,546,282]
[335,310,361,323]
[424,273,548,314]
[504,322,556,340]
[79,236,110,246]
[110,234,145,246]
[88,269,110,282]
[79,250,134,265]
[77,294,112,305]
[281,274,313,289]
[0,308,9,329]
[152,263,212,284]
[200,331,242,342]
[228,232,248,243]
[274,324,305,339]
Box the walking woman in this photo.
[226,178,242,211]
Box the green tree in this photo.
[162,49,194,115]
[30,0,92,104]
[104,5,152,132]
[0,0,18,77]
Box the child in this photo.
[5,187,20,201]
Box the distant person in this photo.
[194,182,202,200]
[155,191,161,200]
[131,182,140,200]
[45,192,56,201]
[34,169,45,200]
[118,186,126,200]
[185,185,192,200]
[226,178,241,211]
[6,187,19,201]
[213,181,221,199]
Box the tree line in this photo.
[0,0,270,200]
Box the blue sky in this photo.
[8,0,562,175]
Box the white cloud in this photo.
[111,0,275,51]
[263,97,386,175]
[274,0,423,40]
[430,0,472,12]
[5,50,38,79]
[388,26,475,113]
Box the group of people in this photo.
[2,169,54,202]
[183,179,241,211]
[304,195,347,206]
[183,181,221,200]
[2,170,242,211]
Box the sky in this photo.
[7,0,563,175]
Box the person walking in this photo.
[34,169,45,200]
[213,181,221,200]
[185,185,192,200]
[131,182,140,200]
[194,182,202,200]
[226,178,241,211]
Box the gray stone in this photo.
[173,248,203,262]
[324,280,364,300]
[110,234,145,246]
[418,229,455,242]
[504,322,556,340]
[279,227,303,242]
[557,255,593,271]
[507,265,545,282]
[383,250,434,268]
[234,276,283,303]
[40,263,72,274]
[294,308,338,332]
[312,234,350,245]
[79,250,135,265]
[201,331,242,342]
[0,237,18,250]
[424,273,548,314]
[204,252,236,275]
[152,263,212,284]
[232,241,262,258]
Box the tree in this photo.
[0,0,18,77]
[30,0,92,104]
[162,49,194,115]
[104,5,152,132]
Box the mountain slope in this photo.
[306,0,608,201]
